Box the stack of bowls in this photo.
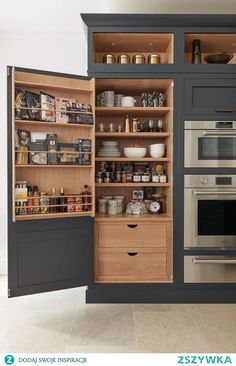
[149,143,165,158]
[97,141,121,157]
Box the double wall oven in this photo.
[184,121,236,283]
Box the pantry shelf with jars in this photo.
[12,70,95,221]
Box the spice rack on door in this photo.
[12,69,95,221]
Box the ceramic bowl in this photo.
[124,147,147,158]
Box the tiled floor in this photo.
[1,276,236,353]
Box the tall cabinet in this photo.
[8,14,236,302]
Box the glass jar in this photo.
[40,193,49,214]
[67,195,75,212]
[133,173,141,182]
[75,195,83,212]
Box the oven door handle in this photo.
[201,131,236,137]
[193,190,236,196]
[193,257,236,265]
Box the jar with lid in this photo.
[103,54,115,64]
[133,54,145,64]
[98,198,108,214]
[67,195,75,212]
[131,118,139,132]
[133,173,141,182]
[152,168,160,182]
[118,54,130,64]
[141,171,151,183]
[108,200,118,215]
[148,54,161,64]
[159,173,167,183]
[113,196,124,214]
[40,192,49,214]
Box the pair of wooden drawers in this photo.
[95,221,172,283]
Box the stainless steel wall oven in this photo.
[184,175,236,249]
[185,121,236,168]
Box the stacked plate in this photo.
[97,141,121,157]
[149,143,165,158]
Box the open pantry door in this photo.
[7,66,95,297]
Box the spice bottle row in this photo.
[15,129,91,166]
[15,182,92,216]
[96,162,167,184]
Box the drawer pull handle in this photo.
[215,109,235,113]
[127,252,138,256]
[127,224,138,229]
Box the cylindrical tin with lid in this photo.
[108,200,118,215]
[118,54,130,64]
[148,54,161,64]
[132,54,145,64]
[103,54,115,64]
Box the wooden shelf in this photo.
[95,157,169,162]
[95,132,169,138]
[15,211,94,221]
[95,107,170,117]
[95,183,170,187]
[15,80,93,94]
[16,165,92,168]
[15,120,93,128]
[95,213,172,222]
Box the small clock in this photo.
[149,200,161,214]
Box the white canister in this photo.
[108,200,118,215]
[102,195,113,200]
[121,96,136,107]
[98,199,108,214]
[113,196,124,213]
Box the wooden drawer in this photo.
[96,248,168,282]
[96,222,170,248]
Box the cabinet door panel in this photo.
[184,78,236,115]
[9,217,93,296]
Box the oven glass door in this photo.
[184,130,236,167]
[184,189,236,248]
[199,136,236,160]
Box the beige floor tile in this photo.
[189,309,236,352]
[186,304,236,313]
[134,311,209,353]
[132,304,189,312]
[67,304,137,353]
[0,309,77,353]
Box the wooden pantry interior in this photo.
[8,13,236,302]
[9,67,173,291]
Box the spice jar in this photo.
[40,192,49,214]
[148,54,161,64]
[103,54,115,64]
[108,200,118,215]
[133,54,145,64]
[133,173,141,182]
[75,195,83,212]
[118,54,130,64]
[67,195,75,212]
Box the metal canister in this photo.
[132,54,145,64]
[118,54,130,64]
[148,54,161,64]
[103,54,115,64]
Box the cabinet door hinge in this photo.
[8,288,11,297]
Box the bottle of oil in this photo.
[33,186,40,214]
